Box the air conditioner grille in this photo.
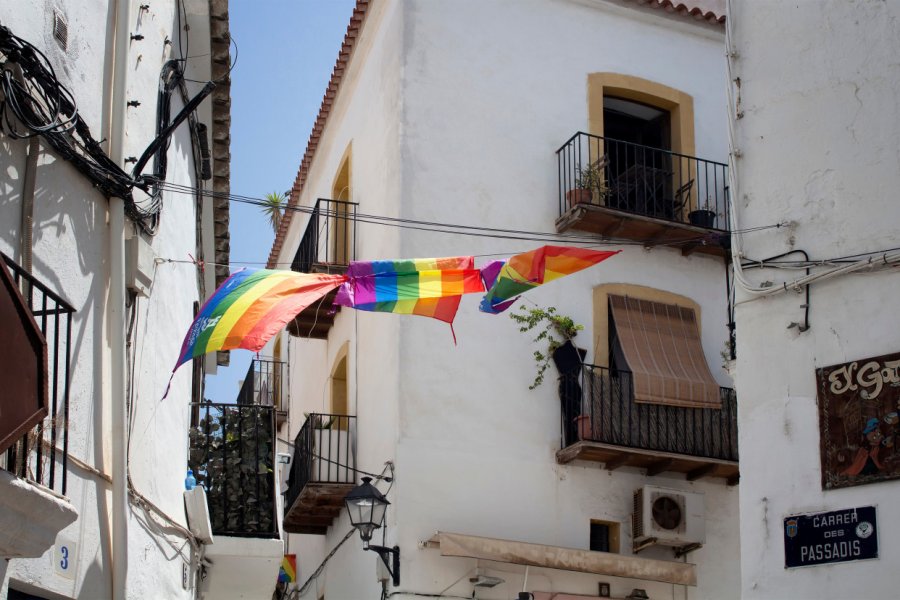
[632,488,643,539]
[652,496,682,530]
[53,11,68,52]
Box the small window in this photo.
[590,520,620,553]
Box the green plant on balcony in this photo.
[188,407,274,534]
[509,305,584,389]
[568,160,611,207]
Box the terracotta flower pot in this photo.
[566,188,593,209]
[575,415,592,440]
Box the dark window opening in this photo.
[590,520,619,553]
[603,96,674,218]
[609,304,628,375]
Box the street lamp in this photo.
[344,477,400,586]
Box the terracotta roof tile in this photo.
[623,0,725,24]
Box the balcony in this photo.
[0,254,78,558]
[188,402,279,537]
[555,132,730,257]
[237,358,288,426]
[557,365,738,485]
[283,413,356,535]
[287,198,357,339]
[1,254,74,494]
[188,401,284,599]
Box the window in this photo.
[330,145,352,266]
[330,344,349,429]
[588,74,696,220]
[593,284,720,408]
[608,295,720,408]
[590,520,620,553]
[604,96,670,150]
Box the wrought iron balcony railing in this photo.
[2,254,74,495]
[291,198,358,274]
[561,365,738,462]
[188,402,278,538]
[557,132,730,231]
[237,358,288,412]
[285,413,356,506]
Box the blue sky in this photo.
[204,0,356,402]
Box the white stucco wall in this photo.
[279,1,736,599]
[281,1,406,597]
[0,1,216,598]
[730,2,900,599]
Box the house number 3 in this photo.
[54,538,77,579]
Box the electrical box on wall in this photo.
[126,235,155,297]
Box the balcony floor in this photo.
[555,204,729,258]
[283,481,354,535]
[556,440,739,486]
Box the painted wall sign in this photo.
[784,506,877,568]
[816,351,900,489]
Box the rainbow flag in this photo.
[480,246,620,314]
[334,256,484,324]
[278,554,297,584]
[175,269,347,368]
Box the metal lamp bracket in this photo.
[366,544,400,586]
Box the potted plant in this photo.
[509,305,585,390]
[574,414,592,440]
[688,200,717,228]
[566,161,610,209]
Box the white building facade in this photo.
[729,1,900,599]
[0,1,246,598]
[273,1,740,599]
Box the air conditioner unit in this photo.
[632,485,705,547]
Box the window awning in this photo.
[609,295,721,409]
[425,531,696,587]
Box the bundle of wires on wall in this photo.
[0,24,136,201]
[0,22,214,234]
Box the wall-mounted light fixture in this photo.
[344,477,400,586]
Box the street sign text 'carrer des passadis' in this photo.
[784,506,877,569]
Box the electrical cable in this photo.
[723,6,900,305]
[290,463,395,599]
[0,23,219,236]
[157,181,777,251]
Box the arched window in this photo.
[330,145,352,266]
[330,346,349,427]
[587,74,696,220]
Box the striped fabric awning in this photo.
[609,295,721,409]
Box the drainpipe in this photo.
[107,1,132,599]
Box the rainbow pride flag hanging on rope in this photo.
[174,268,347,368]
[480,245,620,314]
[278,554,297,584]
[334,256,484,325]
